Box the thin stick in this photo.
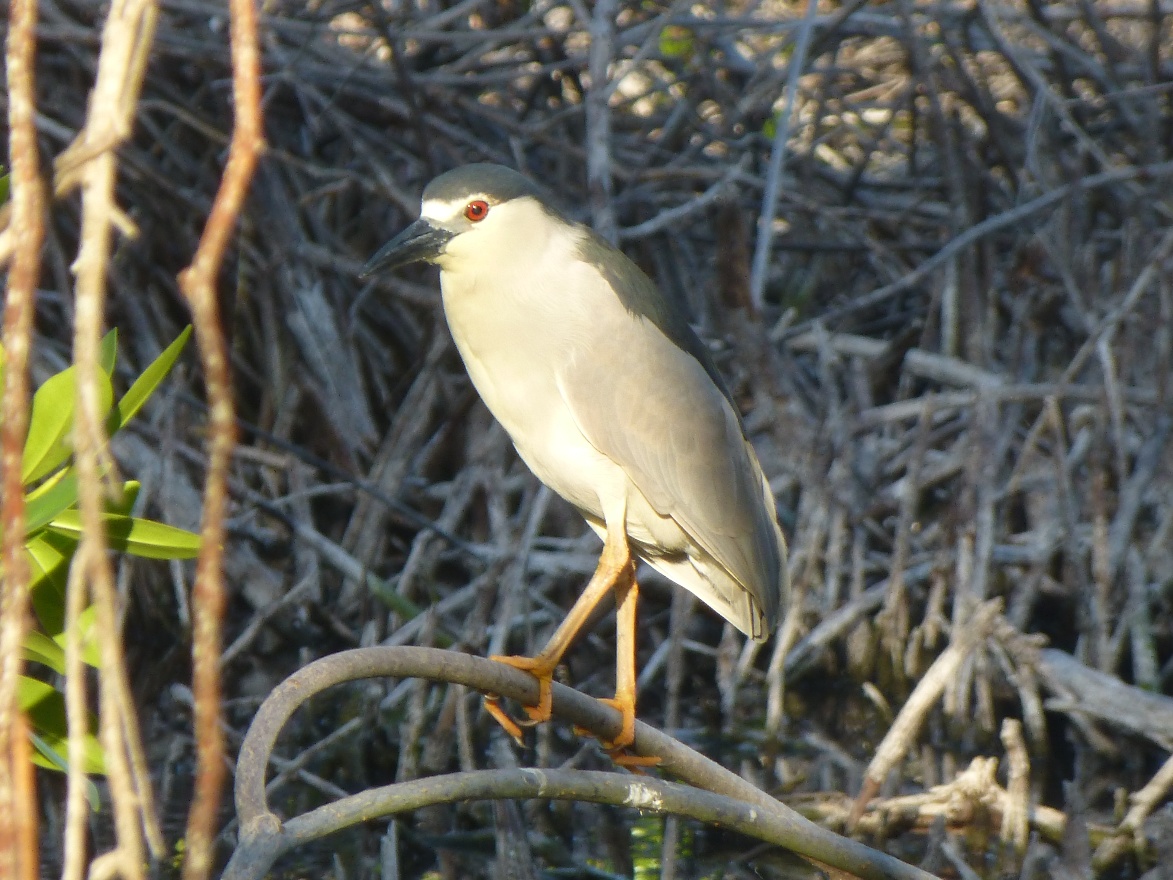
[0,0,46,876]
[781,159,1173,339]
[62,544,91,880]
[749,0,820,309]
[585,0,618,244]
[62,2,167,872]
[1006,224,1173,494]
[851,600,1003,826]
[176,0,264,875]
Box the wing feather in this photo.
[557,305,785,634]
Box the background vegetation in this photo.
[2,0,1172,878]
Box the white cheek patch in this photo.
[422,196,489,224]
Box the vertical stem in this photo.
[586,0,618,245]
[61,548,91,880]
[55,0,167,871]
[177,0,264,876]
[73,120,147,880]
[749,0,820,309]
[0,0,46,876]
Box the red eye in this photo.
[464,199,489,222]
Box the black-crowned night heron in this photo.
[362,164,788,755]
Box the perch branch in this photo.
[225,646,939,880]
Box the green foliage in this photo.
[6,326,197,784]
[22,360,114,484]
[45,508,201,559]
[658,24,694,60]
[19,676,105,775]
[762,112,779,142]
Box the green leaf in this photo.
[25,464,72,505]
[23,631,65,675]
[26,469,136,536]
[22,366,114,485]
[45,510,201,559]
[659,24,694,59]
[28,732,103,809]
[21,369,79,485]
[24,468,79,534]
[25,540,100,666]
[107,480,140,518]
[26,619,100,673]
[0,171,9,205]
[19,674,60,714]
[50,605,101,668]
[25,532,75,635]
[98,329,118,377]
[18,677,105,775]
[108,326,191,435]
[20,676,106,776]
[28,731,69,772]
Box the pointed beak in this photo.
[360,218,455,277]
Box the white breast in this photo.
[437,228,627,522]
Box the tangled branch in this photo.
[225,646,937,880]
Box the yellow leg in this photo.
[482,697,526,745]
[485,524,631,737]
[600,576,660,769]
[599,574,637,750]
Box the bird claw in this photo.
[483,695,526,746]
[608,751,662,772]
[595,696,636,751]
[484,654,556,744]
[569,696,662,771]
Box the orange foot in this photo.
[483,696,525,745]
[597,695,636,751]
[484,654,555,745]
[573,697,661,770]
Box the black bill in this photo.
[360,219,455,277]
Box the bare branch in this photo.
[175,0,264,876]
[225,646,937,880]
[0,0,46,875]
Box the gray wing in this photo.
[557,311,784,632]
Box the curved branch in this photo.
[226,646,938,880]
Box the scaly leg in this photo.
[485,523,632,741]
[598,573,637,750]
[599,576,660,768]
